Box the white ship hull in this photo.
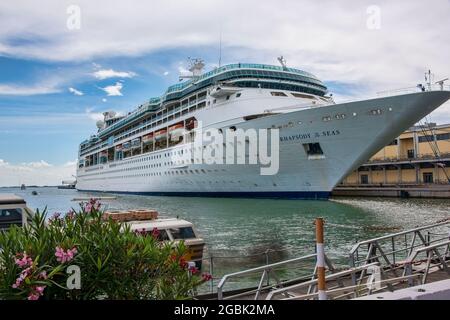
[76,91,450,199]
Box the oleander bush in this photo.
[0,200,209,300]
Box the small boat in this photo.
[58,180,76,189]
[103,209,205,268]
[0,194,34,231]
[20,184,26,190]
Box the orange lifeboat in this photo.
[154,129,167,141]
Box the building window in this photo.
[388,139,398,146]
[436,133,450,141]
[360,174,369,184]
[418,135,434,143]
[423,172,433,184]
[407,149,414,159]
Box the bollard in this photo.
[209,255,214,293]
[315,217,327,300]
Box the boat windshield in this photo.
[0,208,22,230]
[169,227,196,240]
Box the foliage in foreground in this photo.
[0,200,209,300]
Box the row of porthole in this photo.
[79,165,228,179]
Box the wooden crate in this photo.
[103,209,158,222]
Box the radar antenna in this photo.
[179,58,205,81]
[277,56,287,70]
[435,78,449,91]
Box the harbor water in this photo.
[2,187,449,292]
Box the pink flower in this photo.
[39,271,48,280]
[27,292,40,300]
[85,203,93,213]
[189,265,199,275]
[27,286,46,300]
[35,286,46,294]
[85,198,101,213]
[201,273,213,281]
[66,210,75,220]
[179,257,188,269]
[12,267,33,289]
[151,227,160,239]
[14,252,33,268]
[55,246,77,263]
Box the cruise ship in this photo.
[76,60,450,199]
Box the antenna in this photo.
[179,58,205,81]
[277,56,287,70]
[425,69,434,91]
[435,78,449,91]
[219,26,223,67]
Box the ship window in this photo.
[370,109,382,115]
[322,116,332,122]
[226,95,230,100]
[169,227,196,240]
[303,143,324,156]
[270,92,287,97]
[236,93,241,98]
[291,93,314,99]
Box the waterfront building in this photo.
[342,123,450,185]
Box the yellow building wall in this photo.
[342,124,450,186]
[417,140,450,157]
[401,169,416,183]
[384,145,398,159]
[399,138,414,159]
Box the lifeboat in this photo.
[142,133,153,144]
[209,84,241,98]
[131,138,141,148]
[169,123,185,139]
[115,144,123,151]
[122,141,131,151]
[154,129,167,141]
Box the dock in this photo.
[197,218,450,300]
[332,184,450,198]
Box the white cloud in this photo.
[85,107,104,122]
[0,159,76,187]
[68,87,84,96]
[102,98,107,102]
[92,68,137,80]
[0,1,449,120]
[101,82,123,96]
[163,71,169,76]
[0,84,60,95]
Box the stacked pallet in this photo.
[103,209,159,222]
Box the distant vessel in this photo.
[58,180,76,189]
[20,184,26,190]
[76,60,450,199]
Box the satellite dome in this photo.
[96,120,105,129]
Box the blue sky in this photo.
[0,0,449,186]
